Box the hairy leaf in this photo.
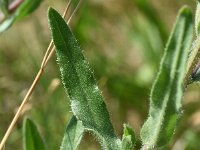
[48,8,120,149]
[140,6,193,149]
[60,116,84,150]
[121,124,135,150]
[23,118,45,150]
[195,1,200,36]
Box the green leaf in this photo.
[121,124,135,150]
[48,8,120,150]
[140,6,193,149]
[23,118,45,150]
[60,116,84,150]
[14,0,43,21]
[0,0,42,33]
[195,1,200,36]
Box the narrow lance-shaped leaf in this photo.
[23,118,45,150]
[140,6,193,149]
[60,116,84,150]
[48,8,120,149]
[195,0,200,36]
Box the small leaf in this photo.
[121,124,135,150]
[140,6,193,149]
[14,0,43,21]
[0,0,42,33]
[60,116,84,150]
[0,0,9,17]
[48,8,120,149]
[195,1,200,36]
[23,118,45,150]
[121,136,132,150]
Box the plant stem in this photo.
[0,0,75,149]
[184,36,200,87]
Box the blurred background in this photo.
[0,0,199,149]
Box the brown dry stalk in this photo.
[0,0,84,149]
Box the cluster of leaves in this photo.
[47,5,194,149]
[2,0,200,150]
[42,4,197,150]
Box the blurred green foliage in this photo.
[23,118,45,150]
[0,0,42,32]
[0,0,199,150]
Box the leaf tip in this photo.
[48,7,55,17]
[179,5,192,17]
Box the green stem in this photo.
[184,36,200,87]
